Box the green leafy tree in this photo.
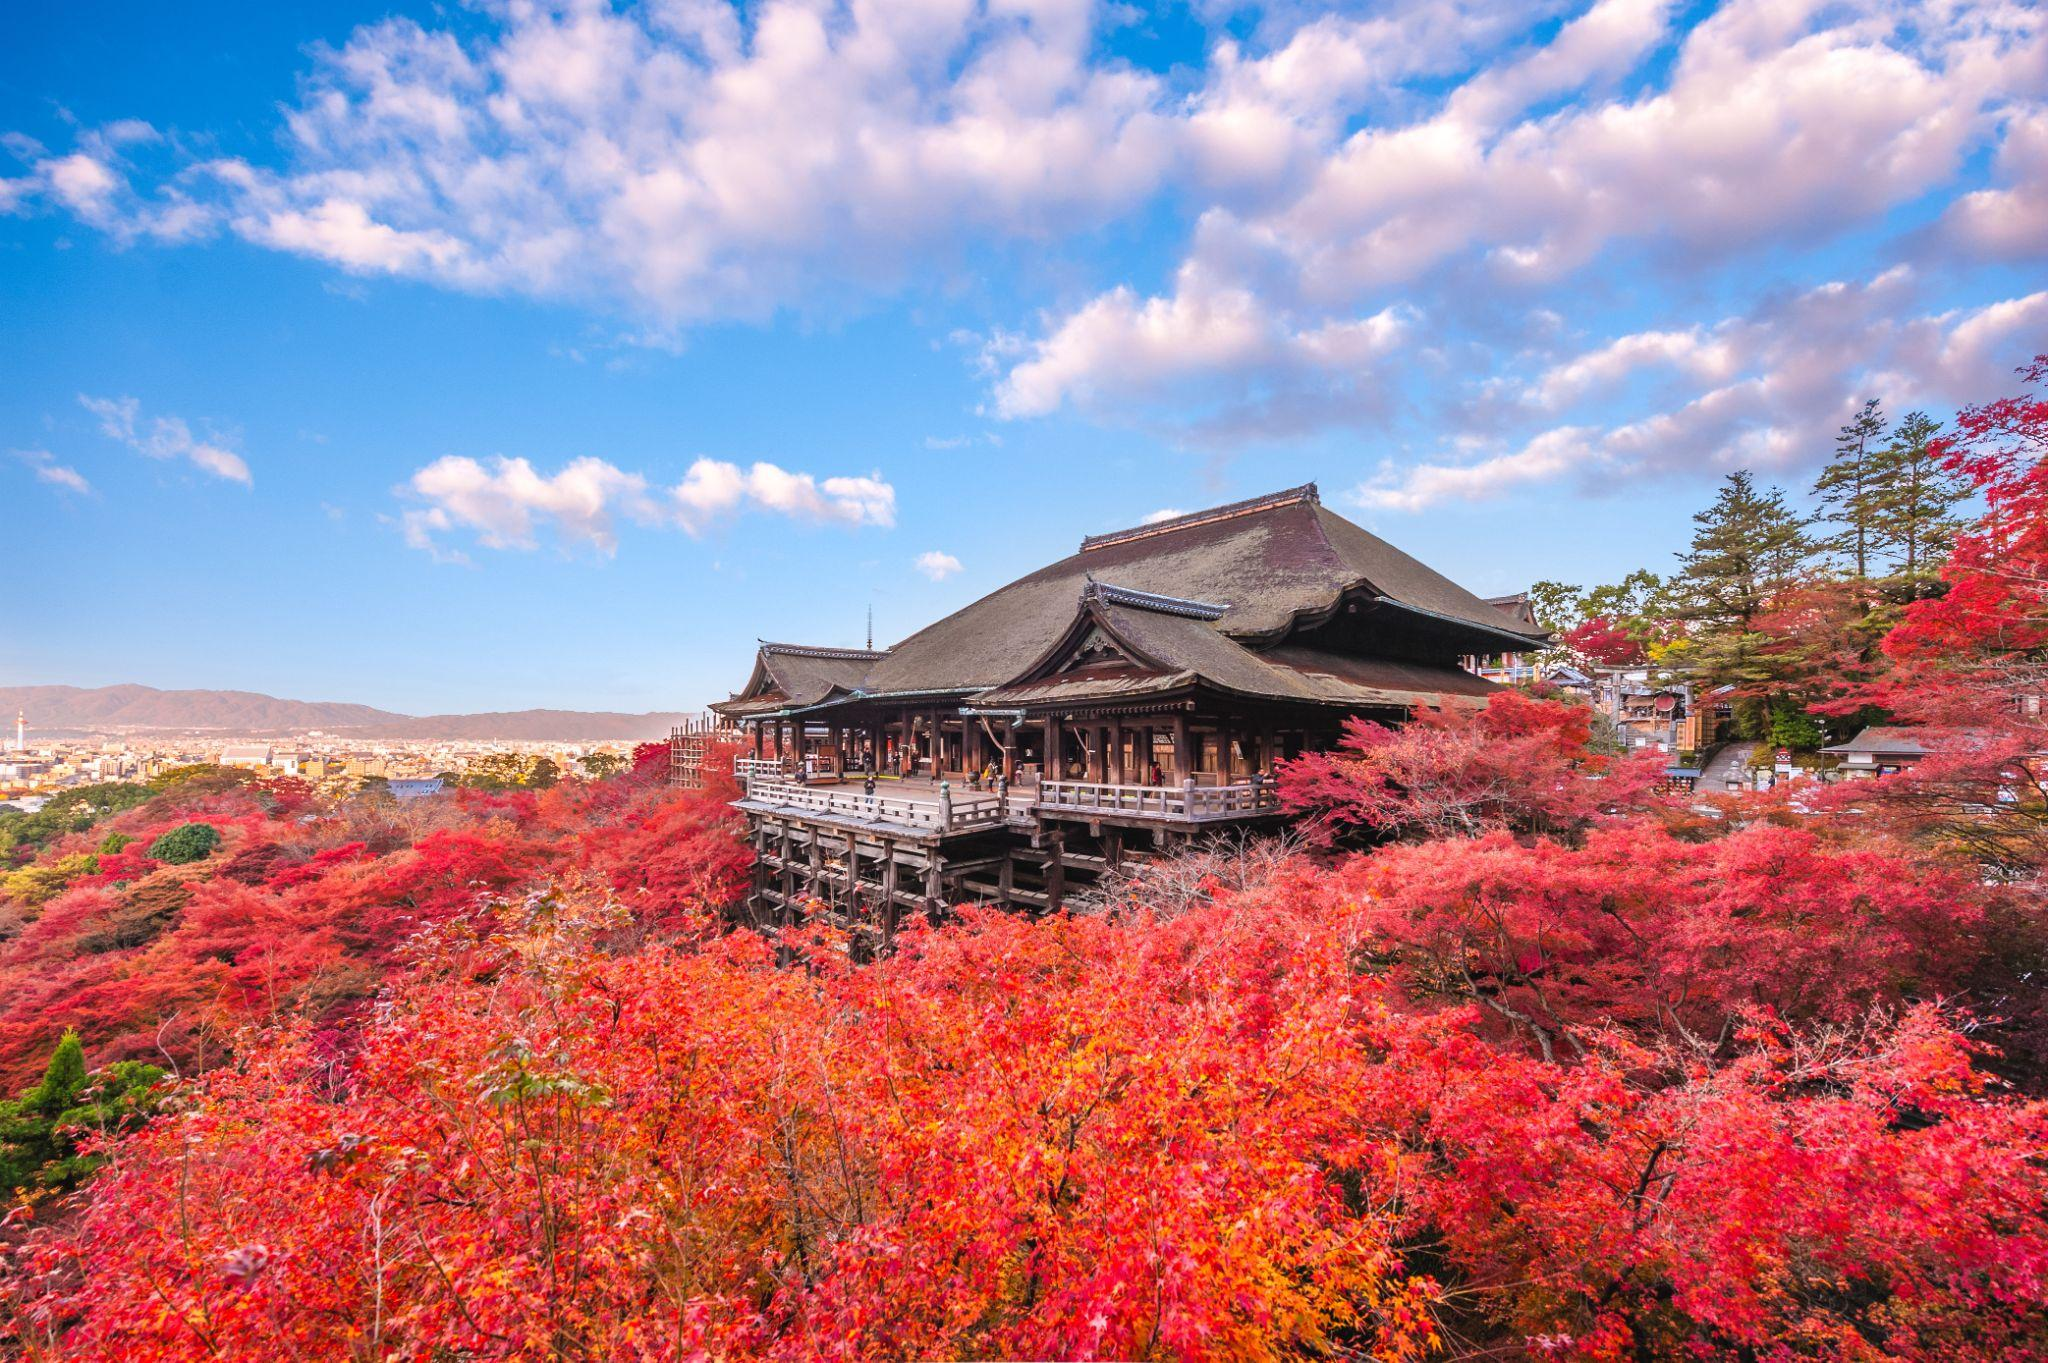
[1766,698,1827,752]
[3,852,101,906]
[461,752,562,791]
[147,763,251,792]
[1669,471,1813,733]
[1524,580,1583,634]
[0,782,154,860]
[579,751,625,781]
[0,1030,164,1194]
[146,822,221,865]
[1868,410,1969,598]
[1812,398,1887,580]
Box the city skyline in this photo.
[5,0,2043,713]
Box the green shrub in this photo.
[2,853,100,906]
[1766,699,1827,753]
[146,823,221,865]
[0,1030,164,1194]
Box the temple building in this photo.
[699,484,1545,932]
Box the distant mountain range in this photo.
[1,685,695,741]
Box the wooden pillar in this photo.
[999,851,1015,906]
[845,833,860,919]
[1109,718,1124,784]
[1171,711,1190,782]
[1085,724,1103,782]
[1043,715,1059,782]
[881,845,900,946]
[1001,720,1017,780]
[1220,719,1236,781]
[753,723,764,759]
[1044,827,1065,914]
[778,824,795,918]
[924,857,943,922]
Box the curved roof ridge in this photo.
[757,641,889,660]
[1080,483,1320,552]
[1081,578,1230,620]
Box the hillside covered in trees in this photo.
[1,363,2046,1360]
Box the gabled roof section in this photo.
[1821,726,1930,757]
[856,485,1545,697]
[716,641,887,716]
[1485,592,1542,631]
[973,577,1498,710]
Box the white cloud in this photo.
[78,394,252,483]
[13,449,92,496]
[1358,273,2048,509]
[24,3,1178,322]
[1140,507,1189,524]
[988,0,2045,440]
[408,454,653,551]
[914,549,963,580]
[1938,107,2048,262]
[402,453,897,555]
[991,259,1415,439]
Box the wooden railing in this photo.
[737,769,1279,831]
[742,778,1009,833]
[732,756,791,781]
[1036,778,1279,820]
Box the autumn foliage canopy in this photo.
[4,363,2048,1359]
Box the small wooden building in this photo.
[704,484,1544,929]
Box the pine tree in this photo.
[1868,410,1968,598]
[0,1030,162,1194]
[1673,471,1812,632]
[26,1029,87,1116]
[1669,472,1813,725]
[1813,398,1887,579]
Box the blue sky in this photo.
[4,0,2043,713]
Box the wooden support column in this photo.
[1220,719,1236,780]
[924,857,943,922]
[1043,715,1060,781]
[1109,718,1124,783]
[753,723,764,759]
[845,833,860,918]
[1171,711,1190,782]
[998,851,1015,906]
[1044,826,1066,914]
[881,845,900,946]
[1001,720,1017,780]
[778,825,795,925]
